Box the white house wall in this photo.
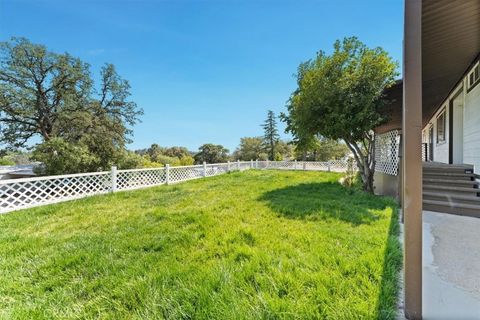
[464,79,480,173]
[422,58,480,173]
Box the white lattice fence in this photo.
[375,130,400,176]
[0,159,355,214]
[0,171,111,213]
[117,168,166,191]
[169,165,204,183]
[259,160,353,172]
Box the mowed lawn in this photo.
[0,170,401,319]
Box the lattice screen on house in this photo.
[374,130,400,176]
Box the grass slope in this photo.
[0,170,402,319]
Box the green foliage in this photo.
[234,137,264,160]
[153,154,181,166]
[31,138,98,175]
[234,137,293,161]
[163,146,191,159]
[1,150,32,165]
[282,37,398,192]
[194,143,229,164]
[0,37,142,174]
[115,151,151,170]
[275,140,294,160]
[179,155,195,166]
[135,144,194,167]
[343,158,359,188]
[295,136,350,161]
[0,170,401,318]
[0,157,15,165]
[262,110,280,160]
[257,152,268,161]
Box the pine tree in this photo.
[262,110,280,160]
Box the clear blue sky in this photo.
[0,0,403,152]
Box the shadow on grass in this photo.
[260,181,403,318]
[258,182,389,226]
[376,207,403,319]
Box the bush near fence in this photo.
[0,160,353,214]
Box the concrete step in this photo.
[423,184,480,196]
[423,199,480,218]
[423,172,475,181]
[423,191,480,206]
[423,162,474,170]
[423,167,474,174]
[422,178,479,188]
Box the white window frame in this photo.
[467,62,480,92]
[436,109,446,144]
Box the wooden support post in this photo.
[203,162,207,177]
[403,0,423,318]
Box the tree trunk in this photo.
[345,138,375,194]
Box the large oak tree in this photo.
[0,38,143,171]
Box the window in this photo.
[436,109,446,143]
[467,62,480,91]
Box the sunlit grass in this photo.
[0,170,401,319]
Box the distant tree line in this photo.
[0,37,365,177]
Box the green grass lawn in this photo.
[0,170,402,319]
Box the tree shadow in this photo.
[376,208,403,319]
[258,182,390,226]
[259,181,403,317]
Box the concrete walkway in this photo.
[423,211,480,319]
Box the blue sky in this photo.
[0,0,403,152]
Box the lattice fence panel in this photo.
[205,163,229,176]
[170,165,204,183]
[117,168,166,191]
[257,160,353,172]
[375,130,400,176]
[0,172,111,213]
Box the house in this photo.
[374,5,480,217]
[373,1,480,319]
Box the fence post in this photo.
[165,164,170,185]
[237,159,240,170]
[111,166,117,192]
[255,159,258,169]
[327,161,331,172]
[303,161,306,171]
[227,161,231,172]
[294,160,297,170]
[266,159,269,169]
[250,159,253,169]
[203,162,207,177]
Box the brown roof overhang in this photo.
[376,0,480,133]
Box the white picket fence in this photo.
[0,160,352,214]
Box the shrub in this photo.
[31,138,98,175]
[179,155,194,166]
[0,158,15,165]
[154,155,181,166]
